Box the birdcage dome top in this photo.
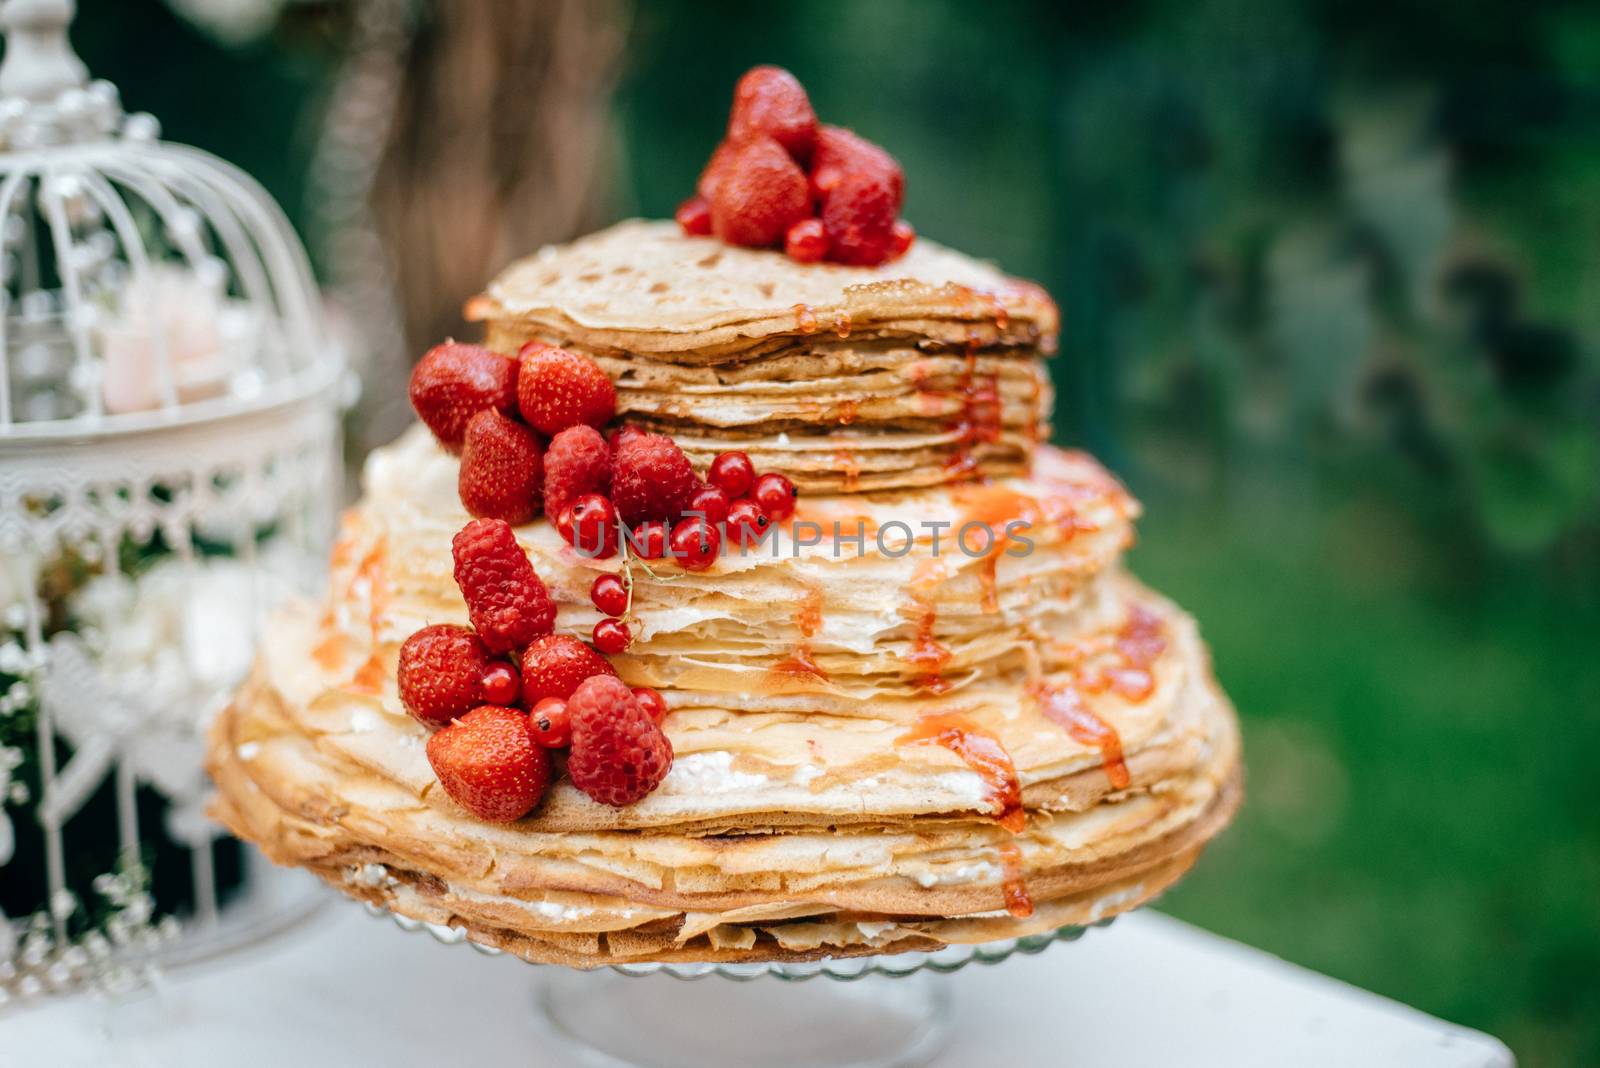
[0,0,339,444]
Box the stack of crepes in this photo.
[207,220,1241,966]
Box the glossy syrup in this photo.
[899,711,1025,833]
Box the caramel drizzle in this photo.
[904,559,951,692]
[1031,681,1131,791]
[898,712,1024,833]
[793,303,818,335]
[997,842,1034,918]
[768,585,829,684]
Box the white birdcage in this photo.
[0,0,343,1005]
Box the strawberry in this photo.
[451,518,556,653]
[821,168,899,267]
[696,139,741,203]
[727,65,818,163]
[397,623,495,728]
[784,218,828,263]
[810,125,904,209]
[458,409,544,524]
[519,633,617,707]
[543,425,612,520]
[890,220,916,259]
[676,195,713,236]
[708,136,810,249]
[426,705,550,822]
[516,344,617,436]
[610,431,699,525]
[566,675,673,807]
[408,342,519,452]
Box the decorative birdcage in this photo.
[0,0,343,1006]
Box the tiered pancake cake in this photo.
[207,220,1241,966]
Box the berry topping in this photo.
[727,65,818,163]
[632,686,668,725]
[408,342,518,452]
[425,705,549,822]
[519,633,617,707]
[687,485,730,526]
[726,498,772,547]
[890,220,916,260]
[590,573,629,617]
[397,623,494,728]
[592,617,632,654]
[751,472,798,521]
[554,504,576,544]
[528,697,572,749]
[708,136,810,249]
[543,425,612,522]
[480,662,521,706]
[670,516,721,572]
[567,493,619,559]
[629,520,670,560]
[516,343,617,436]
[458,409,544,524]
[696,139,741,203]
[675,195,713,236]
[611,431,699,525]
[784,218,828,263]
[566,675,674,807]
[810,124,904,208]
[708,451,757,498]
[821,168,899,267]
[451,518,557,653]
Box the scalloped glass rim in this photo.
[363,901,1116,983]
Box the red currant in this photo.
[675,196,712,236]
[670,517,721,572]
[593,618,631,654]
[529,697,571,748]
[480,662,520,706]
[632,686,667,725]
[630,519,669,560]
[708,451,756,498]
[555,504,576,545]
[726,498,771,547]
[751,472,798,522]
[687,485,730,526]
[889,220,915,259]
[784,218,828,263]
[590,573,628,617]
[569,493,618,559]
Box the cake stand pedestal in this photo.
[377,905,1100,1068]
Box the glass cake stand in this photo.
[368,902,1112,1068]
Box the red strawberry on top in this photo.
[610,430,699,525]
[727,65,818,163]
[708,136,810,249]
[810,125,904,210]
[458,409,544,524]
[397,623,495,728]
[566,675,674,807]
[451,518,556,653]
[821,168,900,267]
[543,425,612,520]
[426,705,550,822]
[409,342,518,452]
[519,633,617,707]
[675,195,713,236]
[516,343,616,436]
[697,139,741,203]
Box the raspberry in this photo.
[409,342,519,452]
[785,218,828,263]
[590,573,628,616]
[458,409,544,524]
[821,169,898,267]
[451,518,556,653]
[727,66,818,163]
[425,705,550,822]
[687,485,730,526]
[811,125,904,209]
[397,624,494,728]
[676,195,712,236]
[611,431,699,525]
[566,676,673,807]
[543,425,612,520]
[517,344,616,436]
[708,451,756,498]
[528,697,571,748]
[670,516,721,571]
[592,618,631,654]
[708,136,810,249]
[519,633,616,707]
[752,472,798,521]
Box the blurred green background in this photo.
[73,0,1600,1062]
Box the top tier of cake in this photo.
[466,220,1059,493]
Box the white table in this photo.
[0,901,1513,1068]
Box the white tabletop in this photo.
[0,900,1513,1068]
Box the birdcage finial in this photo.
[0,0,87,102]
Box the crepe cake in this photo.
[206,220,1241,966]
